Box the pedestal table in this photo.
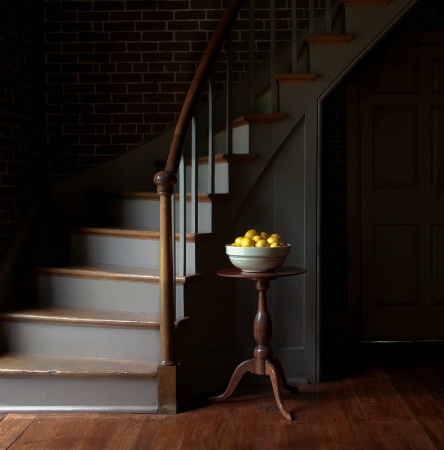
[210,266,306,421]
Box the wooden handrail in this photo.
[153,0,246,384]
[161,0,246,178]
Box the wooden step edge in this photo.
[0,305,190,329]
[70,226,214,243]
[28,263,203,285]
[306,34,353,45]
[342,0,390,6]
[215,113,286,133]
[274,73,318,84]
[0,353,158,379]
[195,154,257,166]
[110,191,236,202]
[236,113,287,125]
[0,306,161,329]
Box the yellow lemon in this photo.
[234,236,243,246]
[241,237,254,247]
[260,231,269,239]
[244,229,259,239]
[255,239,269,248]
[270,233,281,240]
[267,236,279,245]
[270,242,279,247]
[252,235,262,243]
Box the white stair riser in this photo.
[28,275,185,317]
[107,198,212,233]
[185,162,229,194]
[4,322,160,361]
[0,377,157,413]
[70,235,196,272]
[214,124,250,154]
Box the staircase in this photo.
[0,0,418,413]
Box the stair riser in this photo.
[185,162,229,194]
[0,377,157,413]
[27,275,185,317]
[3,322,160,361]
[70,234,196,272]
[214,124,250,154]
[107,198,212,233]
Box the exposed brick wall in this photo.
[0,0,47,262]
[1,0,327,265]
[43,0,322,181]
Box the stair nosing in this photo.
[0,353,158,379]
[0,305,190,329]
[343,0,390,5]
[109,191,236,203]
[306,34,353,45]
[27,263,203,284]
[0,305,163,329]
[70,226,214,243]
[274,73,318,84]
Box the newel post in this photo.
[154,169,178,413]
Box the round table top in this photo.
[217,266,306,280]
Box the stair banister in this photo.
[153,0,246,399]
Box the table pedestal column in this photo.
[210,279,298,421]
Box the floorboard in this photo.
[1,342,444,449]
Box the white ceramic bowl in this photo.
[226,244,291,272]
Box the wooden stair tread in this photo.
[233,113,286,126]
[29,262,202,284]
[194,153,257,166]
[70,225,214,243]
[274,73,318,84]
[215,114,286,133]
[306,34,353,45]
[110,191,237,203]
[0,353,157,378]
[0,305,167,328]
[343,0,390,5]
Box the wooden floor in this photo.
[1,342,444,449]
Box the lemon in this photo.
[255,239,269,248]
[270,242,279,247]
[234,236,243,246]
[241,237,254,247]
[252,235,262,243]
[270,233,281,240]
[267,236,280,245]
[244,229,259,239]
[260,231,269,239]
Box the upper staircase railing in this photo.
[153,0,343,410]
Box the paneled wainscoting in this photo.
[1,342,443,449]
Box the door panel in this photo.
[360,32,444,340]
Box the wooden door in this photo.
[359,32,444,340]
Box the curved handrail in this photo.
[153,0,246,374]
[157,0,246,180]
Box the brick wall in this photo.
[1,0,327,265]
[0,0,47,262]
[44,0,321,181]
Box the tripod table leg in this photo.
[272,358,299,393]
[266,360,293,421]
[209,359,255,402]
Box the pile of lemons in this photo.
[230,229,288,248]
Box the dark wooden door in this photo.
[358,32,444,340]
